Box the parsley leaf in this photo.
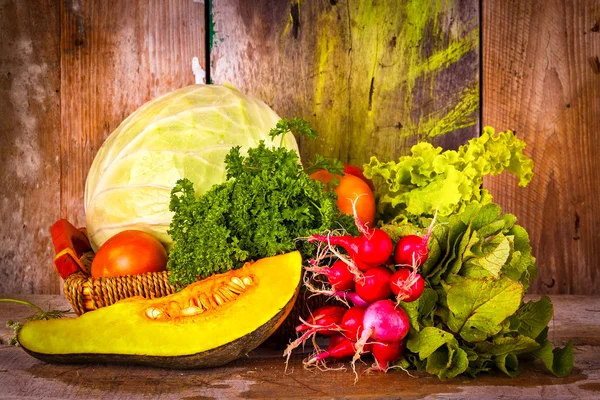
[167,136,355,288]
[268,117,318,144]
[304,154,345,177]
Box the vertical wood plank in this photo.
[483,0,600,294]
[0,0,61,294]
[60,0,206,228]
[210,0,480,166]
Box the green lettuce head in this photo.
[85,85,299,252]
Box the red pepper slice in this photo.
[50,219,92,279]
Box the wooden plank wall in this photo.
[1,0,598,295]
[0,0,205,294]
[0,0,61,294]
[60,0,206,230]
[210,0,480,166]
[483,0,600,294]
[211,0,599,295]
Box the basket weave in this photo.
[64,252,175,316]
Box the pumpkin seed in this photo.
[198,294,211,310]
[226,283,243,294]
[181,306,203,316]
[242,276,253,286]
[213,293,225,306]
[230,277,246,290]
[219,287,236,300]
[189,296,201,308]
[145,307,163,319]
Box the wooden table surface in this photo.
[1,294,599,399]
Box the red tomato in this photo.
[343,164,375,191]
[310,170,376,227]
[91,230,168,278]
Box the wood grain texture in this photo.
[210,0,480,167]
[1,294,597,399]
[60,0,206,229]
[0,0,61,294]
[483,0,600,294]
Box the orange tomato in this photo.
[310,170,376,227]
[91,230,168,278]
[343,164,375,191]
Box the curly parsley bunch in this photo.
[167,119,355,288]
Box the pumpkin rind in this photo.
[18,252,301,368]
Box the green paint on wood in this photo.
[405,28,479,84]
[207,0,224,57]
[396,0,479,137]
[420,84,479,137]
[314,34,334,110]
[211,0,480,166]
[308,0,478,148]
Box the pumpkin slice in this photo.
[18,251,302,368]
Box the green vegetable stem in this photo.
[1,298,71,346]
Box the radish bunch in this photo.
[287,210,436,377]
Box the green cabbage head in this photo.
[85,84,299,252]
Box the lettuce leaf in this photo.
[533,339,574,377]
[364,127,534,220]
[407,327,469,379]
[446,276,523,342]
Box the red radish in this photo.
[394,235,429,267]
[390,268,425,303]
[284,305,347,363]
[340,306,366,341]
[355,266,393,303]
[327,334,347,350]
[393,211,438,267]
[343,164,375,191]
[305,336,356,365]
[295,305,346,337]
[351,300,410,377]
[371,340,405,371]
[311,228,393,272]
[300,275,367,307]
[305,260,355,291]
[358,300,410,343]
[336,291,370,307]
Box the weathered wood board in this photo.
[0,0,206,294]
[60,0,206,230]
[482,0,600,294]
[0,0,61,294]
[1,294,598,399]
[210,0,480,166]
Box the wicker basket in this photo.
[63,252,175,316]
[62,251,318,345]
